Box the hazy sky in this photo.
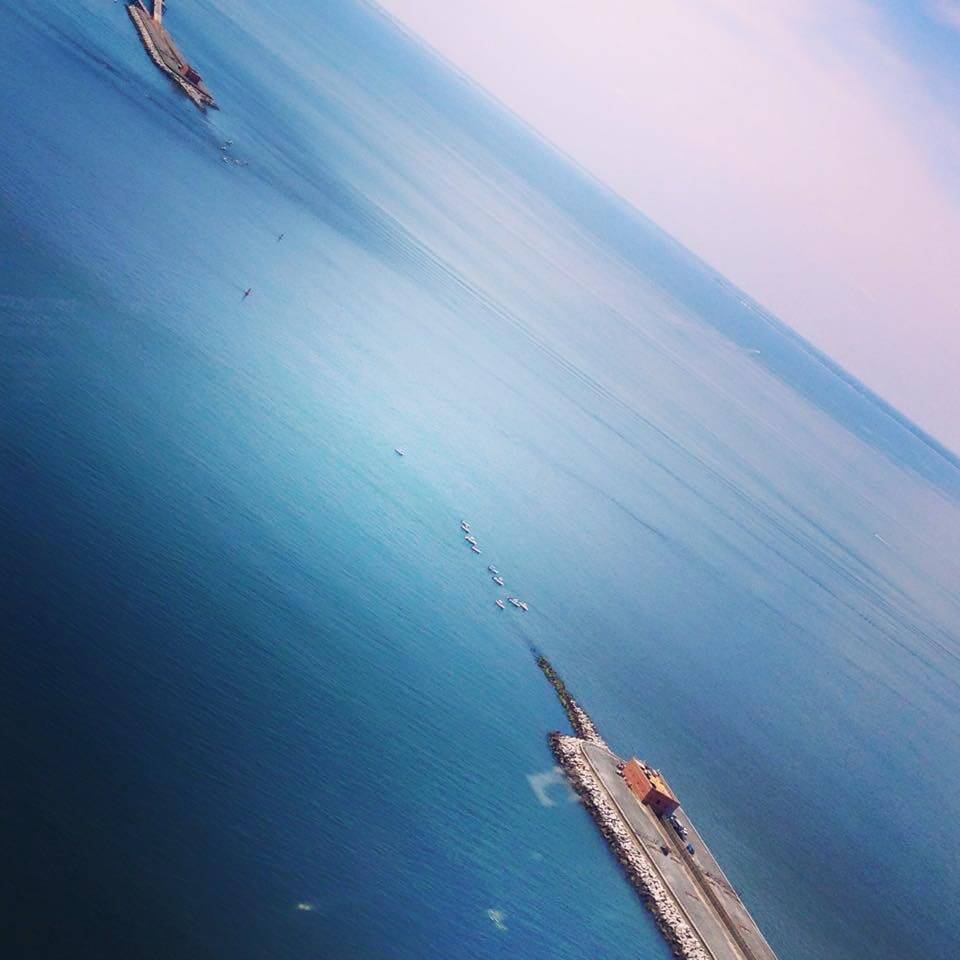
[379,0,960,452]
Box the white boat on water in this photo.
[464,535,478,545]
[517,600,528,612]
[507,597,521,608]
[495,599,505,609]
[394,448,405,457]
[487,565,499,575]
[460,521,471,532]
[492,575,505,586]
[471,545,482,554]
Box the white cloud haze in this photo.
[380,0,960,451]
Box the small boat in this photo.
[471,545,482,554]
[507,597,521,608]
[495,599,505,609]
[492,576,505,586]
[517,600,528,612]
[460,521,471,532]
[464,535,478,545]
[487,565,499,575]
[394,448,405,457]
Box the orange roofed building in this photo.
[623,758,680,816]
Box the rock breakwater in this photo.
[536,656,608,748]
[126,4,216,110]
[550,733,712,960]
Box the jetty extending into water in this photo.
[126,0,216,110]
[537,655,779,960]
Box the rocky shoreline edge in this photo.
[549,731,712,960]
[535,655,609,748]
[126,4,216,111]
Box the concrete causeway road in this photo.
[670,807,779,960]
[582,743,753,960]
[127,2,215,109]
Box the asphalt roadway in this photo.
[670,806,778,960]
[581,742,751,960]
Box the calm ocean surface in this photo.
[3,2,959,958]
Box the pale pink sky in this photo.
[379,0,960,452]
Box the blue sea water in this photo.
[3,1,959,958]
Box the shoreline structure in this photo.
[126,1,216,110]
[537,655,778,960]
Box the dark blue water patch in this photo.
[0,211,675,959]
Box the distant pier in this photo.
[537,657,779,960]
[126,1,216,110]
